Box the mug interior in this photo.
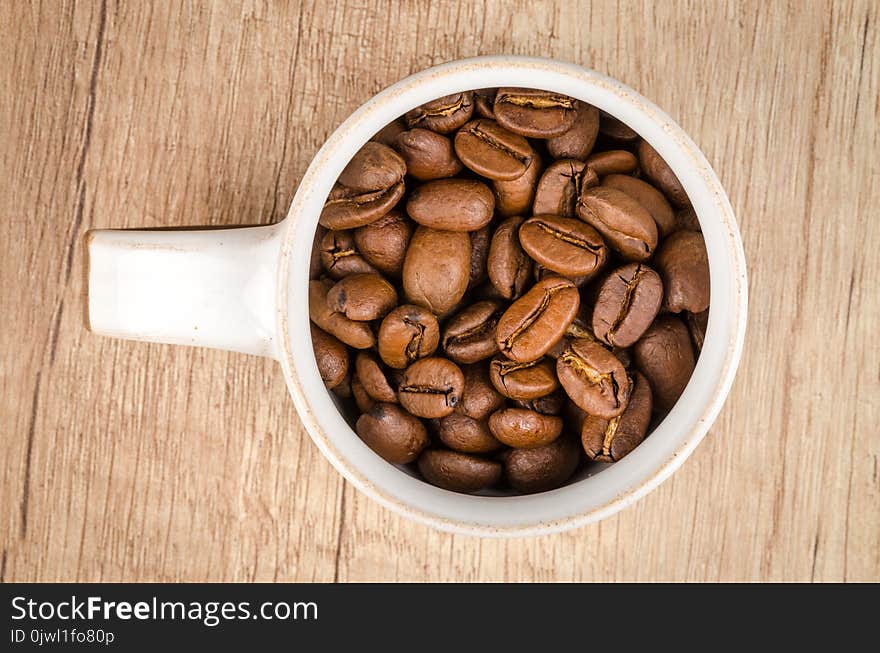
[278,56,747,535]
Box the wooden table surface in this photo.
[2,0,878,582]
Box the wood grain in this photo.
[1,0,877,582]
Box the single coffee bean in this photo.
[454,119,534,180]
[633,315,695,414]
[489,356,559,400]
[687,308,709,352]
[556,338,632,418]
[308,279,375,349]
[310,225,327,279]
[505,435,580,493]
[406,178,495,231]
[355,351,398,403]
[438,413,503,453]
[371,118,407,147]
[353,210,413,278]
[442,300,504,364]
[581,371,652,462]
[456,363,505,420]
[474,88,497,118]
[398,357,465,418]
[403,226,471,315]
[496,276,580,362]
[326,273,397,321]
[546,100,600,160]
[487,216,533,299]
[351,375,375,413]
[602,173,676,237]
[394,128,462,180]
[494,88,577,138]
[488,407,563,449]
[310,324,349,389]
[468,225,490,290]
[577,186,658,261]
[519,215,607,278]
[638,139,690,208]
[320,229,378,280]
[492,151,541,217]
[515,389,564,416]
[320,142,406,229]
[592,263,663,348]
[675,206,701,232]
[378,304,440,369]
[654,229,710,313]
[405,91,475,134]
[356,402,429,464]
[533,159,599,218]
[598,111,639,142]
[585,150,638,177]
[417,449,502,493]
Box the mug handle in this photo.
[85,223,283,359]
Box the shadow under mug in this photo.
[86,56,748,536]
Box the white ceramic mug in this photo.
[87,56,748,536]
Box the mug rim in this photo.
[275,56,748,536]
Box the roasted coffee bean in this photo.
[633,315,695,414]
[585,150,638,177]
[591,263,663,348]
[320,142,406,229]
[356,403,429,464]
[505,435,580,493]
[353,210,413,278]
[320,229,378,280]
[556,338,632,418]
[378,304,440,369]
[496,276,580,362]
[394,128,462,180]
[403,227,471,315]
[492,150,541,217]
[533,160,598,218]
[418,449,502,493]
[638,139,690,208]
[602,173,676,237]
[438,413,502,453]
[546,101,600,160]
[687,309,709,353]
[577,186,658,261]
[487,216,533,299]
[456,363,505,420]
[654,229,710,313]
[474,88,497,118]
[326,273,397,321]
[489,356,559,400]
[310,225,327,279]
[355,350,397,403]
[519,215,607,278]
[406,178,495,231]
[371,118,407,147]
[468,226,490,289]
[398,357,465,418]
[489,407,563,448]
[405,92,475,134]
[351,375,375,413]
[443,300,503,364]
[310,324,349,389]
[598,111,640,143]
[515,388,564,415]
[675,206,701,232]
[494,88,577,138]
[581,371,652,462]
[331,372,352,399]
[308,279,375,349]
[454,119,534,180]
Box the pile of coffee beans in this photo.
[309,88,709,495]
